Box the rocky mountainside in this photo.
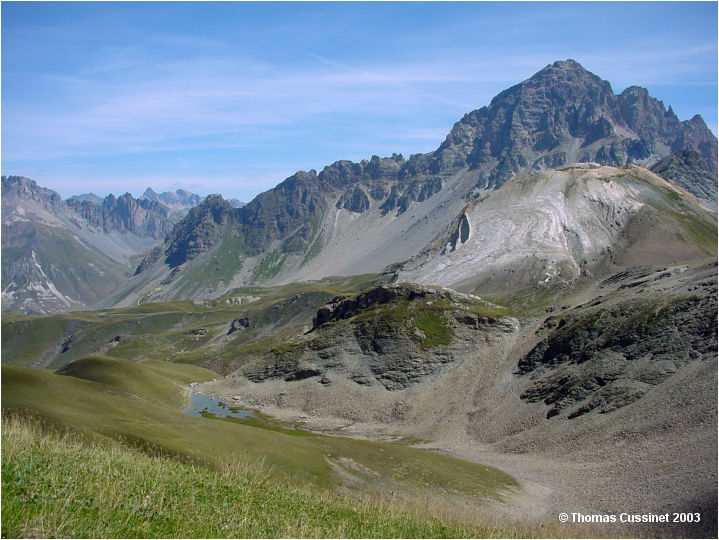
[650,149,718,208]
[233,284,517,392]
[65,192,176,240]
[164,194,238,267]
[115,60,716,306]
[197,261,716,537]
[423,60,716,191]
[1,176,183,314]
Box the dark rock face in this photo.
[518,290,718,419]
[420,60,717,191]
[134,246,164,275]
[164,194,237,267]
[651,150,718,207]
[444,213,471,253]
[336,186,371,213]
[228,316,250,334]
[238,170,326,255]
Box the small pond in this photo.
[183,393,254,419]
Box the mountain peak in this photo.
[530,59,595,80]
[550,58,586,70]
[528,58,606,88]
[164,193,236,268]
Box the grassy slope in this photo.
[55,356,215,408]
[2,357,518,535]
[3,416,507,539]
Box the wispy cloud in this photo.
[4,50,496,162]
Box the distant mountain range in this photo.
[104,59,716,307]
[1,178,206,314]
[70,188,245,212]
[140,188,204,211]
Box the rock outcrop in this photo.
[164,194,238,267]
[519,286,718,419]
[238,284,517,391]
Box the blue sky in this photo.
[2,1,717,202]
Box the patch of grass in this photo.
[352,298,455,349]
[271,340,307,355]
[212,230,246,282]
[222,274,384,310]
[138,360,217,385]
[2,364,333,485]
[55,355,216,408]
[224,330,300,358]
[647,188,718,256]
[174,231,247,297]
[3,415,511,539]
[208,413,318,438]
[485,287,563,316]
[676,212,718,256]
[414,310,453,349]
[1,316,85,367]
[301,214,325,267]
[252,248,287,283]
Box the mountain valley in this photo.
[1,178,203,315]
[2,59,717,538]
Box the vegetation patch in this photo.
[3,416,510,539]
[352,298,455,349]
[414,310,453,349]
[300,214,325,267]
[252,248,287,283]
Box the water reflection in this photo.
[182,393,254,419]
